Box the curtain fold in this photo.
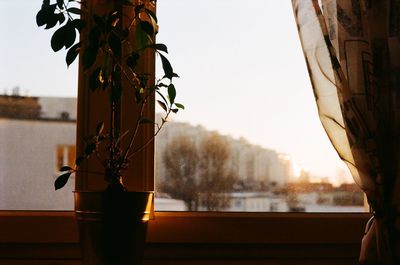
[292,0,400,264]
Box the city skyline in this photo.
[0,93,364,212]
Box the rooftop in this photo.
[0,95,76,121]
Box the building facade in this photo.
[0,95,294,211]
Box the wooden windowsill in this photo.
[0,211,370,244]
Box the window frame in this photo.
[0,1,370,260]
[0,211,370,245]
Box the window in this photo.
[154,0,366,212]
[0,0,366,213]
[0,2,370,262]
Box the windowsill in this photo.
[0,211,370,244]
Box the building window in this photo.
[56,145,76,170]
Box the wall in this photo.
[0,119,75,210]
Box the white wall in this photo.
[0,119,76,210]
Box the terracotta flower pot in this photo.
[74,191,153,265]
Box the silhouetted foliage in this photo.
[37,0,183,191]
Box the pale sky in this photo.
[0,0,353,185]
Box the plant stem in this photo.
[122,97,147,161]
[127,107,172,159]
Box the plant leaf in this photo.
[108,12,120,28]
[159,53,174,79]
[67,7,81,15]
[56,0,64,9]
[135,21,151,49]
[66,42,80,67]
[126,53,139,69]
[82,45,98,70]
[64,21,77,49]
[51,25,67,51]
[175,103,185,110]
[168,84,176,104]
[50,21,76,51]
[71,18,86,32]
[134,88,142,103]
[58,12,66,25]
[156,90,168,105]
[36,3,58,28]
[140,20,154,36]
[45,13,59,29]
[54,172,71,190]
[145,8,158,23]
[148,43,168,53]
[85,142,97,156]
[42,0,51,7]
[36,9,48,27]
[157,100,167,112]
[89,67,102,91]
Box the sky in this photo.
[0,0,353,185]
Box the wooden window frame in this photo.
[0,2,370,261]
[0,211,369,245]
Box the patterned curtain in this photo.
[291,0,400,264]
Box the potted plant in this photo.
[36,0,182,264]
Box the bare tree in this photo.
[198,132,236,211]
[159,135,199,210]
[160,132,236,211]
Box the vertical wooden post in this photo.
[75,0,155,192]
